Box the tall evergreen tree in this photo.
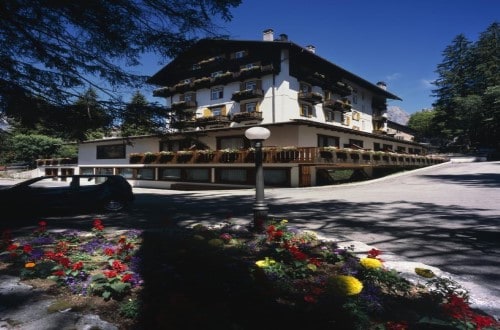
[120,92,167,137]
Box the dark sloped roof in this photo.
[147,38,401,100]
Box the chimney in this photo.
[376,81,387,90]
[263,29,274,41]
[279,33,288,41]
[306,45,316,53]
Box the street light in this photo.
[245,126,271,232]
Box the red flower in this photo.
[58,257,71,268]
[72,261,84,271]
[53,270,65,277]
[472,314,497,329]
[104,247,115,256]
[385,321,408,330]
[38,221,47,227]
[121,273,133,283]
[112,260,128,272]
[93,219,104,231]
[103,270,117,278]
[368,248,381,258]
[23,245,33,254]
[309,257,322,266]
[7,243,18,251]
[304,295,317,303]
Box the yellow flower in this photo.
[255,257,276,268]
[360,257,383,269]
[328,275,363,296]
[280,219,288,224]
[25,262,36,268]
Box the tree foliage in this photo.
[431,22,500,151]
[0,134,65,165]
[119,91,167,137]
[0,0,241,108]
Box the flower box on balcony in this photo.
[196,150,215,162]
[232,111,262,123]
[176,150,194,163]
[143,152,158,163]
[129,153,144,164]
[231,89,264,102]
[219,149,240,163]
[158,151,175,163]
[191,77,211,89]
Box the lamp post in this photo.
[245,126,271,232]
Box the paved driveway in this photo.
[128,161,500,318]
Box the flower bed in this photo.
[1,219,498,330]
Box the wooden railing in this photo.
[127,148,448,166]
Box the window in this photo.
[80,167,94,175]
[137,168,154,180]
[218,169,247,183]
[383,144,393,151]
[116,168,134,179]
[264,169,288,186]
[318,134,339,148]
[96,144,125,159]
[245,80,257,90]
[300,103,313,117]
[184,92,196,102]
[185,169,210,182]
[217,136,247,150]
[211,106,224,116]
[300,82,312,93]
[244,102,258,113]
[211,86,224,100]
[349,139,364,148]
[324,110,334,122]
[211,71,223,78]
[160,168,182,181]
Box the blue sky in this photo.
[139,0,499,115]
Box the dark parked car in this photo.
[0,175,134,215]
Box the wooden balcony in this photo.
[323,99,351,112]
[298,91,323,104]
[171,100,197,111]
[231,89,264,102]
[195,115,231,128]
[231,111,263,123]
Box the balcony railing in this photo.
[323,99,352,112]
[298,91,323,104]
[171,100,197,111]
[125,148,448,166]
[195,115,231,128]
[231,111,263,123]
[231,89,264,102]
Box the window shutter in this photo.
[179,94,185,101]
[256,80,262,90]
[220,105,227,116]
